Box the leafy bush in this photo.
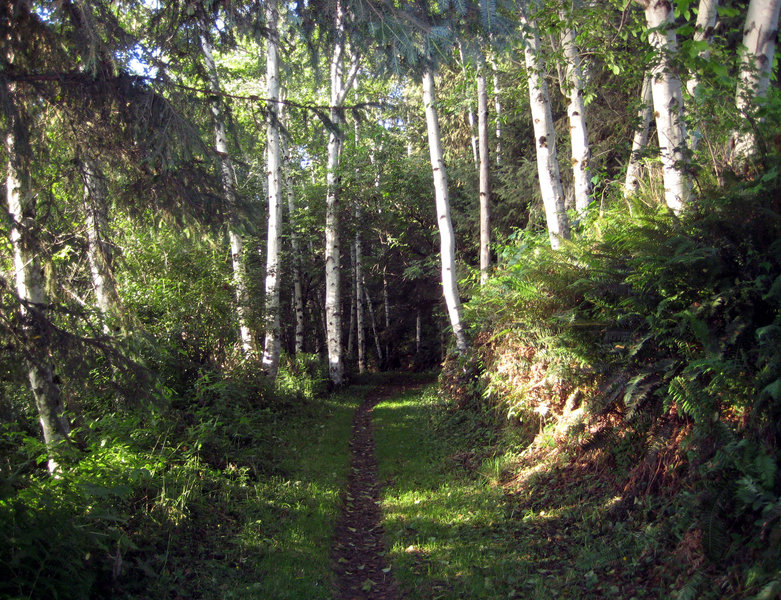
[467,166,781,597]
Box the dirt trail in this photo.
[332,383,409,600]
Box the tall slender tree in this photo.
[559,15,593,217]
[636,0,691,212]
[730,0,781,166]
[324,0,360,385]
[520,6,570,249]
[198,20,255,356]
[477,51,491,284]
[6,118,70,474]
[422,63,469,354]
[262,0,283,379]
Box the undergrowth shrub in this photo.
[468,165,781,597]
[0,344,332,599]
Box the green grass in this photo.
[0,384,363,600]
[246,390,362,599]
[374,384,526,599]
[373,385,701,600]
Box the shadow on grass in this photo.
[372,386,684,600]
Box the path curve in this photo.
[332,383,407,600]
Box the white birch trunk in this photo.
[382,265,390,366]
[731,0,781,163]
[520,10,570,249]
[282,110,305,354]
[490,53,502,166]
[82,159,121,326]
[199,25,255,355]
[625,73,654,198]
[459,43,479,170]
[422,66,469,354]
[347,245,356,357]
[324,0,351,385]
[362,279,383,366]
[355,209,366,373]
[416,310,422,356]
[686,0,719,151]
[261,0,283,379]
[639,0,691,212]
[7,128,70,474]
[560,24,593,216]
[477,53,491,284]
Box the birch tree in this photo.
[198,21,255,356]
[559,18,593,216]
[477,52,491,284]
[6,121,70,474]
[636,0,691,213]
[324,0,360,385]
[730,0,781,166]
[81,158,122,327]
[625,73,654,199]
[261,0,283,379]
[422,64,469,354]
[282,109,305,355]
[520,7,570,249]
[686,0,719,151]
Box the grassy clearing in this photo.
[1,382,362,600]
[373,384,707,600]
[242,390,362,599]
[374,384,525,599]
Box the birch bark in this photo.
[82,159,121,326]
[281,109,305,354]
[560,23,593,216]
[686,0,719,151]
[6,127,70,474]
[477,53,491,284]
[199,23,254,355]
[324,0,359,385]
[625,73,654,198]
[422,66,469,354]
[638,0,691,212]
[261,0,283,379]
[730,0,781,164]
[520,9,570,249]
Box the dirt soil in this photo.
[332,382,419,600]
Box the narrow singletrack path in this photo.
[332,383,409,600]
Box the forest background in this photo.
[2,0,781,598]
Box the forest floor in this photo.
[344,376,710,600]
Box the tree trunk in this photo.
[362,279,383,366]
[520,8,570,249]
[382,266,390,366]
[638,0,691,212]
[477,52,491,284]
[625,73,654,199]
[81,158,121,328]
[686,0,719,151]
[560,23,593,217]
[490,53,502,167]
[355,209,366,374]
[347,245,356,357]
[6,128,70,474]
[459,43,480,170]
[730,0,781,165]
[421,66,469,354]
[199,23,254,355]
[282,109,305,354]
[261,0,283,380]
[324,0,359,385]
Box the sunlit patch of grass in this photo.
[374,384,529,599]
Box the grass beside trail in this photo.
[373,384,526,599]
[373,384,717,600]
[242,387,364,599]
